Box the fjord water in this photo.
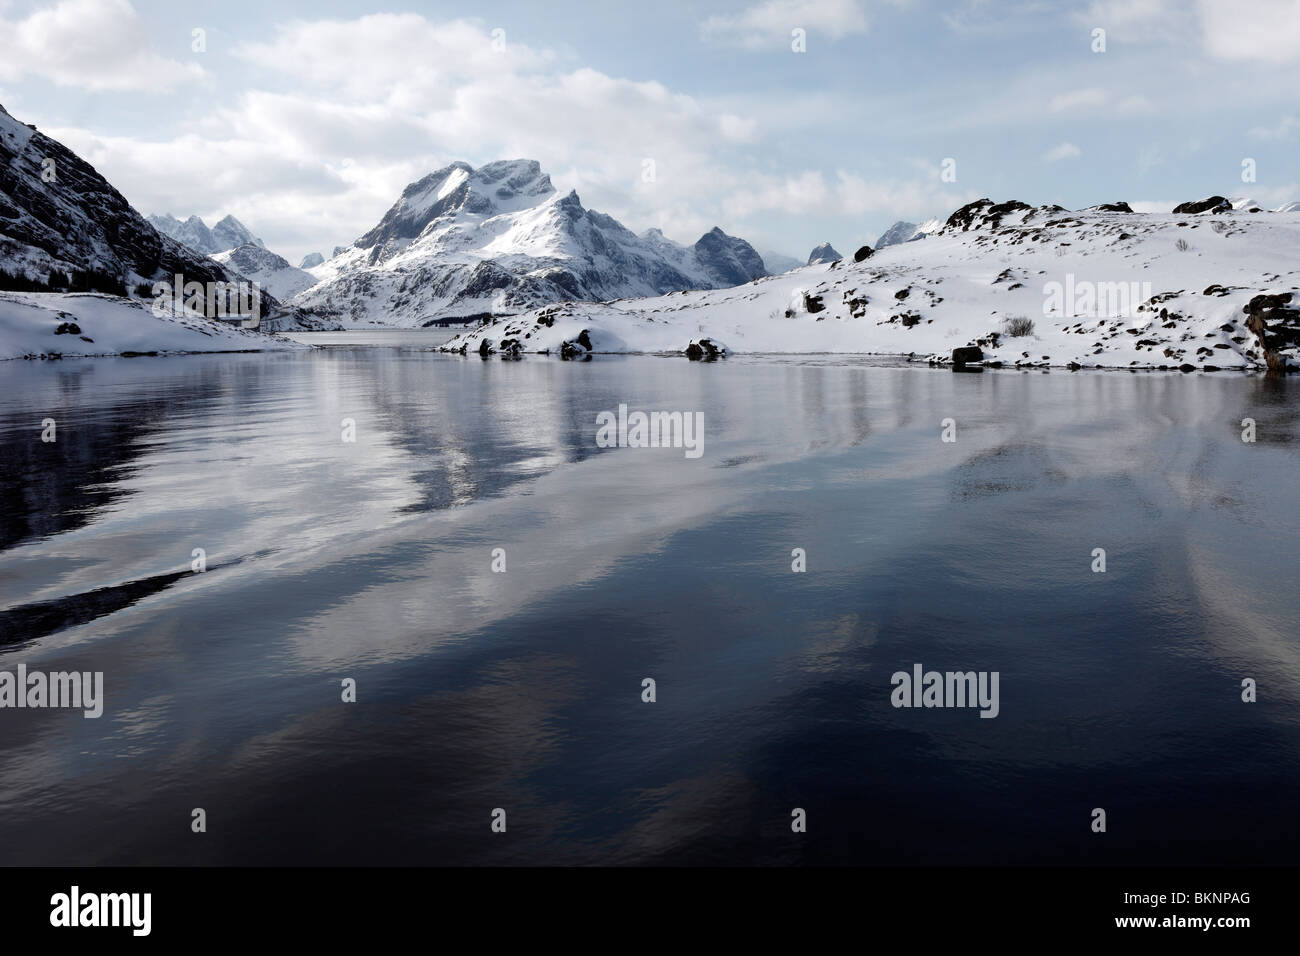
[1,347,1298,866]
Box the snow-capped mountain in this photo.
[148,213,264,256]
[807,242,842,264]
[442,196,1300,373]
[875,218,944,249]
[214,243,317,300]
[293,160,768,326]
[150,212,327,319]
[0,102,240,295]
[1274,201,1300,213]
[299,252,325,269]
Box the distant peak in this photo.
[807,241,842,265]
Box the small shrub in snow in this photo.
[1002,315,1035,337]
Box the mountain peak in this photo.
[807,241,841,265]
[356,159,558,252]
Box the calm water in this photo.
[1,348,1298,865]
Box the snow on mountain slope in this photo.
[0,291,306,360]
[1276,201,1300,213]
[440,198,1300,373]
[214,243,317,300]
[299,252,325,269]
[294,160,768,327]
[0,103,242,294]
[807,242,842,264]
[875,218,944,249]
[148,213,264,255]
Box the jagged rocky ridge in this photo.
[147,213,263,256]
[440,196,1300,373]
[0,102,246,297]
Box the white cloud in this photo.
[833,170,976,219]
[702,0,871,49]
[1137,145,1164,175]
[1044,142,1081,162]
[1049,88,1110,112]
[1078,0,1300,61]
[1198,0,1300,62]
[1048,88,1155,115]
[1116,95,1157,115]
[1127,200,1180,213]
[1249,115,1300,139]
[43,14,775,260]
[1077,0,1178,28]
[0,0,204,92]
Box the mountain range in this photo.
[293,160,770,326]
[147,213,263,256]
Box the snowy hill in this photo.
[147,213,263,255]
[293,160,768,327]
[440,197,1300,373]
[807,242,842,265]
[0,291,306,360]
[214,243,317,300]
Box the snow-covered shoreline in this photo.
[438,199,1300,374]
[0,292,309,360]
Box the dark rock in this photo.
[853,245,873,262]
[952,346,984,366]
[945,198,1031,232]
[53,321,81,335]
[803,293,825,313]
[1242,293,1300,372]
[1093,202,1134,213]
[684,338,725,361]
[1172,196,1231,215]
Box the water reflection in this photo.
[0,352,1297,864]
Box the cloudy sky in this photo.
[1,0,1297,263]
